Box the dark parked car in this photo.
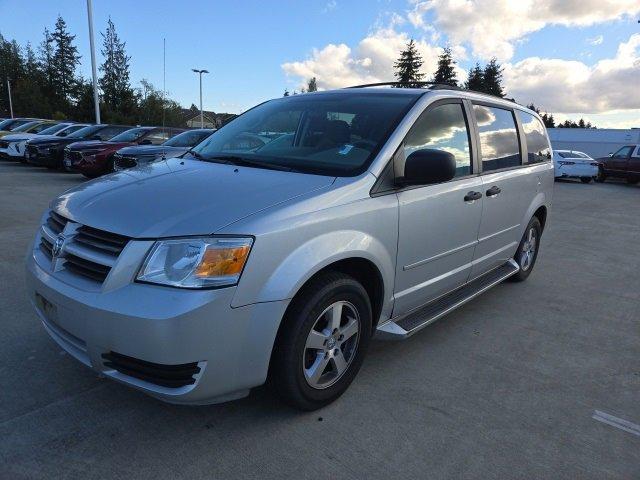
[113,129,215,171]
[66,127,185,178]
[595,145,640,184]
[26,124,131,170]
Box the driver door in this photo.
[393,100,482,316]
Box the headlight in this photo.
[137,237,253,288]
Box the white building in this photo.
[548,128,640,159]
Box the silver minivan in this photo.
[26,84,553,410]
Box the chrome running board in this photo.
[377,259,520,340]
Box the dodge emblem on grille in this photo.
[52,234,65,258]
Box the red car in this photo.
[65,126,185,178]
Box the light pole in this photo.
[191,69,209,128]
[86,0,101,124]
[6,78,13,118]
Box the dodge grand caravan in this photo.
[26,84,553,410]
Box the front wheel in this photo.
[580,177,592,184]
[270,272,372,410]
[595,167,607,183]
[509,216,542,282]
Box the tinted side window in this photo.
[98,126,129,140]
[473,105,521,171]
[403,102,472,178]
[146,130,171,144]
[517,111,551,164]
[613,146,633,158]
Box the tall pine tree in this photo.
[50,16,81,109]
[432,47,458,86]
[99,18,137,122]
[465,63,484,92]
[394,39,425,88]
[482,58,504,97]
[307,77,318,92]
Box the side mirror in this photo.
[608,153,613,157]
[400,148,456,186]
[139,139,152,145]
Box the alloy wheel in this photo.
[520,227,538,271]
[303,301,360,389]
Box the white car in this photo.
[553,150,598,183]
[0,123,88,161]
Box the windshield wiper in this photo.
[206,155,299,172]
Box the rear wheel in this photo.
[595,167,607,183]
[580,177,592,184]
[509,216,542,282]
[270,272,372,410]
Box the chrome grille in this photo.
[39,211,130,285]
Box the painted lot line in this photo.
[592,410,640,437]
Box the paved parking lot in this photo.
[1,160,639,479]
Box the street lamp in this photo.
[86,0,101,124]
[191,68,209,128]
[6,78,13,118]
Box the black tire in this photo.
[509,216,542,282]
[269,272,372,411]
[580,177,592,184]
[595,167,606,183]
[626,177,639,185]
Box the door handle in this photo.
[486,185,501,197]
[464,191,482,202]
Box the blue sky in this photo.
[1,0,639,126]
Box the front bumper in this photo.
[25,243,289,405]
[0,143,25,160]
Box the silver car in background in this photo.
[26,85,553,410]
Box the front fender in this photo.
[231,230,396,318]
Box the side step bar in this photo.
[376,259,520,340]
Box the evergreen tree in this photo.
[307,77,318,92]
[394,39,425,88]
[465,63,484,92]
[50,16,81,106]
[0,35,25,116]
[547,114,555,128]
[482,58,504,97]
[432,47,457,86]
[99,18,137,121]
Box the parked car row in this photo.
[552,145,640,185]
[0,117,216,178]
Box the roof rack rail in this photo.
[345,81,519,104]
[346,81,462,90]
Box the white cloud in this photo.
[409,0,640,60]
[282,27,463,90]
[504,34,640,114]
[323,0,337,13]
[587,34,604,46]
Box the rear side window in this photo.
[473,105,521,171]
[518,111,551,164]
[612,146,633,158]
[145,130,172,144]
[403,102,472,178]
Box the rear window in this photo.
[164,129,214,147]
[473,105,521,171]
[517,111,551,164]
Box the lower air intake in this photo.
[102,351,201,389]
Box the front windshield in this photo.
[38,123,69,135]
[12,121,40,132]
[164,129,213,147]
[67,125,102,139]
[191,92,418,176]
[0,119,21,130]
[110,127,150,143]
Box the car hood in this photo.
[68,140,133,151]
[2,133,40,141]
[116,145,187,157]
[30,136,78,147]
[52,157,335,238]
